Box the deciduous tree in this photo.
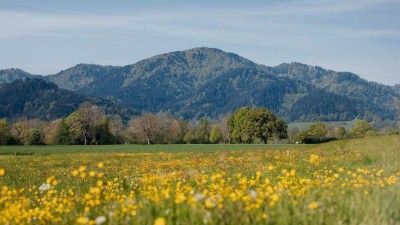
[195,118,211,144]
[0,118,12,145]
[296,122,328,144]
[350,120,376,138]
[66,102,103,145]
[210,125,223,144]
[129,114,159,145]
[228,107,287,144]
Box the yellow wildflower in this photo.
[308,201,318,209]
[76,216,89,224]
[154,217,166,225]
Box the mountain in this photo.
[46,48,260,108]
[265,63,399,120]
[0,78,138,121]
[394,84,400,95]
[0,47,398,122]
[0,68,39,83]
[164,67,362,121]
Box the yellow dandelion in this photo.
[89,171,96,177]
[204,199,216,208]
[76,216,89,224]
[154,217,166,225]
[80,172,87,178]
[78,166,86,172]
[71,170,79,177]
[96,180,104,187]
[308,201,318,209]
[0,168,5,176]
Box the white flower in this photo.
[195,193,203,201]
[95,216,106,224]
[38,183,51,192]
[249,190,257,199]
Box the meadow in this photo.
[0,144,303,155]
[0,135,399,225]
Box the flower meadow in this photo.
[0,136,400,225]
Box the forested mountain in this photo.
[45,48,260,107]
[164,67,362,121]
[0,68,39,83]
[266,63,399,120]
[394,84,400,95]
[0,78,138,121]
[0,47,398,122]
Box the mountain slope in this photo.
[394,84,400,95]
[44,48,396,121]
[1,47,397,122]
[46,48,260,106]
[0,68,39,83]
[266,62,399,119]
[165,67,363,121]
[0,78,138,121]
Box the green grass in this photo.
[0,135,399,225]
[289,119,359,131]
[0,143,309,155]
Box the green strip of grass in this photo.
[0,143,310,155]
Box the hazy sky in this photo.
[1,0,399,85]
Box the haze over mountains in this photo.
[1,47,399,122]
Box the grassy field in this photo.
[0,135,399,224]
[0,144,307,155]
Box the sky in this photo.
[1,0,399,85]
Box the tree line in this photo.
[289,120,398,144]
[0,103,288,145]
[0,103,397,146]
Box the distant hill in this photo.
[0,78,138,121]
[46,48,260,108]
[265,62,399,120]
[0,68,39,83]
[394,84,400,95]
[0,47,398,122]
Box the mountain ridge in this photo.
[1,47,398,122]
[0,78,139,121]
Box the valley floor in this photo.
[0,135,399,224]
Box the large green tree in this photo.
[195,118,211,144]
[66,102,103,145]
[0,118,12,145]
[350,120,376,138]
[296,122,328,144]
[209,125,223,144]
[228,107,287,144]
[95,117,113,145]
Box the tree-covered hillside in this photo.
[394,84,400,95]
[46,48,260,106]
[165,68,363,121]
[0,48,398,122]
[0,68,39,83]
[267,62,399,120]
[0,79,138,121]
